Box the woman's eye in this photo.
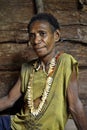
[39,31,46,37]
[29,33,35,40]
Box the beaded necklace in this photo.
[27,56,57,116]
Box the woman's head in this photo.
[28,13,60,59]
[28,13,60,33]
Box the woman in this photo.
[0,13,87,130]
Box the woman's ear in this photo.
[54,29,60,42]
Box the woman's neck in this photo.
[40,50,57,73]
[40,50,56,66]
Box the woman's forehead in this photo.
[29,20,52,32]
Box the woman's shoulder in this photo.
[59,52,73,59]
[59,52,76,61]
[58,52,78,66]
[22,58,39,69]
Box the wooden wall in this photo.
[0,0,87,114]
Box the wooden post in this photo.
[34,0,44,13]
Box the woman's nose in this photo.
[34,34,41,44]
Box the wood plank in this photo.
[0,0,34,24]
[44,0,77,3]
[0,71,19,98]
[79,11,87,25]
[44,0,78,11]
[0,30,28,43]
[0,0,34,43]
[1,0,85,27]
[0,44,37,70]
[45,10,87,26]
[56,42,87,67]
[61,25,87,44]
[0,22,28,42]
[47,10,80,25]
[0,2,87,43]
[44,0,87,14]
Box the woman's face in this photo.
[29,20,59,58]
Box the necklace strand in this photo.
[27,57,56,116]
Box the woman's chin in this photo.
[36,52,47,58]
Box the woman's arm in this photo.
[67,66,87,130]
[0,77,22,111]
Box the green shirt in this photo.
[11,53,78,130]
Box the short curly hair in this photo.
[28,13,60,33]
